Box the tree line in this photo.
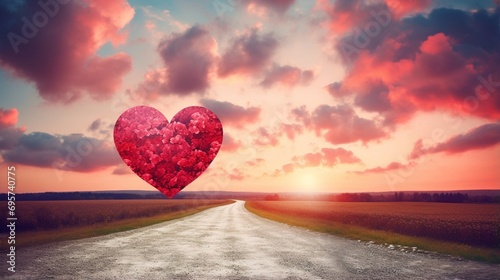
[265,192,500,203]
[332,192,499,203]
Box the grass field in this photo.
[245,201,500,263]
[0,199,232,248]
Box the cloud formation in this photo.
[293,104,386,144]
[354,161,414,174]
[218,29,278,77]
[246,0,296,15]
[0,108,26,150]
[112,164,133,175]
[292,147,361,168]
[253,127,280,147]
[221,133,242,152]
[252,122,303,147]
[228,168,245,180]
[356,122,500,175]
[2,132,121,172]
[0,0,134,103]
[410,123,500,159]
[159,26,217,95]
[328,5,500,127]
[0,108,20,129]
[0,107,121,172]
[260,64,314,88]
[200,99,260,128]
[247,158,265,166]
[87,118,114,138]
[278,147,361,175]
[318,0,431,34]
[138,26,217,96]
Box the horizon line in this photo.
[6,189,500,195]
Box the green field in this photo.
[245,201,500,263]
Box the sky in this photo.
[0,0,499,195]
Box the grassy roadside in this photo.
[2,200,233,249]
[245,201,500,264]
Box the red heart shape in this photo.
[113,106,223,198]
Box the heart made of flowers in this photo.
[113,106,223,198]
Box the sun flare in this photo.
[300,173,317,189]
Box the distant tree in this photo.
[413,192,419,201]
[359,193,372,202]
[394,192,405,202]
[422,193,432,202]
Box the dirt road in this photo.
[5,201,499,279]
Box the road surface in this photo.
[5,201,500,279]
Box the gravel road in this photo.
[4,201,499,279]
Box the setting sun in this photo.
[300,173,316,189]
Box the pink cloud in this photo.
[157,26,217,95]
[76,53,132,100]
[265,169,283,178]
[0,0,134,103]
[228,168,245,181]
[138,26,217,97]
[246,0,296,15]
[0,109,121,172]
[410,123,500,159]
[112,164,133,175]
[0,108,19,129]
[293,104,386,144]
[222,134,242,152]
[260,64,314,88]
[349,33,498,123]
[282,163,295,174]
[354,161,414,174]
[321,147,361,165]
[0,108,26,150]
[253,128,280,147]
[280,123,303,140]
[317,0,431,35]
[317,0,367,33]
[293,147,361,168]
[329,6,500,127]
[200,99,260,129]
[87,118,114,137]
[385,0,431,18]
[252,123,303,147]
[2,132,121,172]
[218,29,278,77]
[298,152,322,167]
[357,122,500,175]
[247,158,265,166]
